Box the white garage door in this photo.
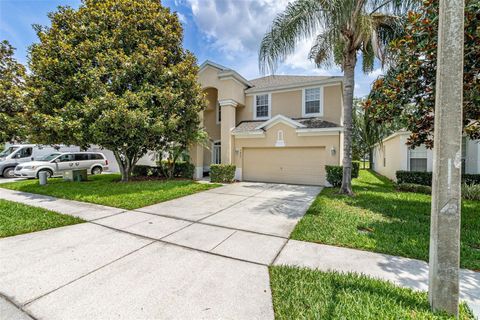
[243,147,325,186]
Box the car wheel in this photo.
[2,167,15,178]
[92,166,103,175]
[37,169,53,179]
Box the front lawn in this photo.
[270,266,474,320]
[291,170,480,270]
[0,199,84,238]
[0,174,219,210]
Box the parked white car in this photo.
[0,144,80,178]
[14,152,109,179]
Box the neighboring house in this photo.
[189,61,344,186]
[372,131,480,181]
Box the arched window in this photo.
[275,130,285,147]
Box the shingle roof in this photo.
[245,75,342,92]
[232,117,340,134]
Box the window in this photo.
[59,154,74,162]
[409,145,427,172]
[89,153,104,160]
[304,87,322,116]
[17,147,32,158]
[212,141,221,164]
[74,153,89,161]
[216,102,221,124]
[275,130,285,147]
[255,94,270,119]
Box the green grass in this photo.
[0,174,219,210]
[291,170,480,270]
[270,266,474,320]
[0,199,84,238]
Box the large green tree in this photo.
[367,0,479,148]
[28,0,206,181]
[0,40,27,143]
[259,0,418,195]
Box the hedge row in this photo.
[210,164,236,183]
[132,161,194,179]
[396,170,480,186]
[325,161,360,187]
[396,182,480,200]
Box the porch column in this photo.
[219,99,238,164]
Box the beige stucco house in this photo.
[372,131,480,181]
[189,61,344,186]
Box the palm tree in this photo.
[259,0,418,195]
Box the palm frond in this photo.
[258,0,334,74]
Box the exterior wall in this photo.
[238,84,343,125]
[372,134,408,181]
[198,66,246,105]
[373,133,480,181]
[233,122,341,180]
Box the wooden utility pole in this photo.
[428,0,464,316]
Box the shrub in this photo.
[326,165,343,187]
[462,183,480,201]
[352,161,360,178]
[396,170,480,186]
[396,183,432,195]
[210,164,236,183]
[463,174,480,186]
[132,165,160,177]
[396,171,432,186]
[174,162,195,179]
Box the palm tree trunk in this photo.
[339,53,356,195]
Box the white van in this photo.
[0,144,79,178]
[14,152,109,178]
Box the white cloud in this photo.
[187,0,290,54]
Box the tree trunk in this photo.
[368,148,373,170]
[113,151,131,182]
[339,53,356,196]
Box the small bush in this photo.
[326,165,343,187]
[132,165,160,177]
[396,183,432,195]
[396,171,432,186]
[462,183,480,200]
[174,162,195,178]
[352,161,360,178]
[463,174,480,186]
[210,164,236,183]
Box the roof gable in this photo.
[255,115,306,130]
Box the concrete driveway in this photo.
[0,182,321,319]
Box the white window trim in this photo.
[302,86,324,117]
[407,147,428,172]
[253,93,271,120]
[216,102,221,124]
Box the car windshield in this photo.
[39,153,61,161]
[0,147,19,157]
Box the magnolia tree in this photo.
[28,0,206,181]
[366,0,479,148]
[0,40,27,143]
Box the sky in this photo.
[0,0,384,97]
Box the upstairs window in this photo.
[255,94,270,119]
[303,87,322,116]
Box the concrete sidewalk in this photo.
[0,188,125,220]
[1,184,478,319]
[275,240,480,318]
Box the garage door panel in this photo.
[243,148,325,186]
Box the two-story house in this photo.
[189,61,344,186]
